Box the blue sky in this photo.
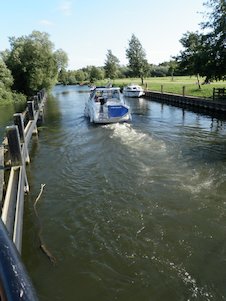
[0,0,205,70]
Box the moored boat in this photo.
[84,86,131,124]
[123,84,145,98]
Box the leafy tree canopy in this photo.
[104,50,120,79]
[176,0,226,82]
[2,31,68,96]
[126,34,149,84]
[0,59,13,89]
[89,66,104,83]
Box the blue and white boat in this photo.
[84,86,131,124]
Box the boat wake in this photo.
[103,123,166,154]
[151,256,213,300]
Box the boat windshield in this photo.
[91,89,120,101]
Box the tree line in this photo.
[58,0,225,86]
[57,37,179,86]
[0,0,225,103]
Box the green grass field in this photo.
[96,76,226,99]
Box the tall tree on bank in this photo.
[2,31,68,96]
[54,48,68,72]
[177,32,204,88]
[104,50,120,79]
[126,34,149,85]
[176,0,226,82]
[201,0,226,81]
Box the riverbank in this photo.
[95,76,226,99]
[144,90,226,114]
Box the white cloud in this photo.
[58,1,72,16]
[39,19,54,26]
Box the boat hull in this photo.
[85,104,131,124]
[123,84,145,98]
[123,91,144,98]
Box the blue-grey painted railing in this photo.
[0,218,38,300]
[0,88,46,301]
[1,89,46,252]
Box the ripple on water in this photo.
[23,88,226,301]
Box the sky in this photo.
[0,0,206,70]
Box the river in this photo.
[2,85,226,300]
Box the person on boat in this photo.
[99,97,105,112]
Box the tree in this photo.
[125,34,149,84]
[104,50,120,79]
[176,0,226,83]
[0,59,13,89]
[0,58,26,103]
[2,31,62,96]
[89,66,104,82]
[54,49,68,71]
[168,60,178,81]
[200,0,226,81]
[176,32,204,88]
[58,68,68,85]
[75,70,86,82]
[0,59,14,102]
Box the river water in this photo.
[2,85,226,300]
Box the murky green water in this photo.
[0,102,26,140]
[3,85,226,300]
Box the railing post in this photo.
[0,145,4,206]
[33,95,39,111]
[37,91,42,103]
[13,113,25,143]
[161,85,163,94]
[13,113,30,164]
[182,86,186,97]
[6,126,22,166]
[0,219,39,300]
[27,100,38,135]
[27,101,35,120]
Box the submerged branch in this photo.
[33,184,56,265]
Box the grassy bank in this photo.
[95,76,226,99]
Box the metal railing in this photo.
[0,88,46,300]
[0,218,39,301]
[1,89,46,252]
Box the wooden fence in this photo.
[213,87,226,101]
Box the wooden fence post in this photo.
[6,126,22,166]
[161,85,163,94]
[182,86,186,97]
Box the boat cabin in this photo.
[90,88,121,103]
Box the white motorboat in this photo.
[84,86,131,124]
[123,84,145,98]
